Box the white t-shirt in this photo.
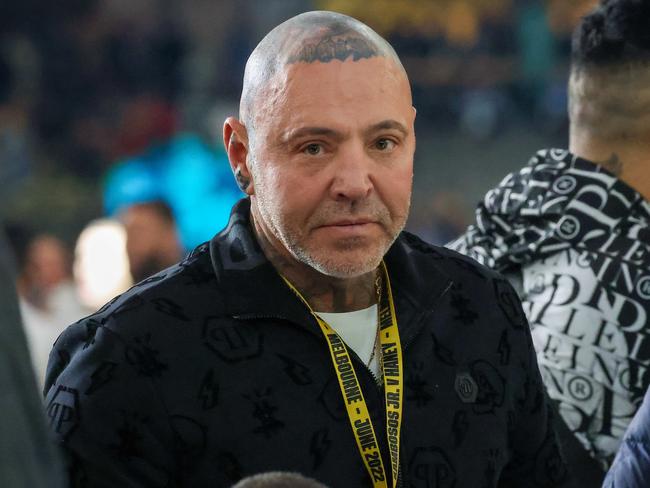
[316,304,380,377]
[20,282,89,388]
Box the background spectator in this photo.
[6,230,88,386]
[0,228,65,487]
[120,200,183,282]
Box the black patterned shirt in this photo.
[46,199,568,487]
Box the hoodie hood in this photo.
[449,148,650,272]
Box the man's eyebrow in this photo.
[281,121,408,145]
[364,120,408,137]
[281,127,344,143]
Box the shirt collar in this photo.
[209,198,454,338]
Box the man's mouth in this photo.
[325,219,374,226]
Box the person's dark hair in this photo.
[572,0,650,67]
[132,200,176,224]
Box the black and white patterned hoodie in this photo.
[449,148,650,467]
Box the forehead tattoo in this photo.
[287,31,381,64]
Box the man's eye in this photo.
[304,143,322,155]
[375,138,395,151]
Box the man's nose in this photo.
[329,144,373,201]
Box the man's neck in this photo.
[569,136,650,201]
[250,209,378,313]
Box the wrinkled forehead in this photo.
[285,55,410,100]
[256,57,413,136]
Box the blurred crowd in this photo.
[3,202,179,386]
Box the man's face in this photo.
[25,236,69,291]
[121,204,177,281]
[248,57,415,278]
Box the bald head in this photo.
[240,11,407,132]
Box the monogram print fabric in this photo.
[450,148,650,465]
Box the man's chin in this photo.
[301,251,384,279]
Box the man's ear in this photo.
[224,117,254,195]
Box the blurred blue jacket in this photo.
[603,387,650,488]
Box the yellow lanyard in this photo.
[281,261,403,488]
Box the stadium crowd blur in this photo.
[0,0,598,384]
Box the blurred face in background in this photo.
[19,235,72,308]
[121,201,182,282]
[244,56,416,278]
[23,235,70,290]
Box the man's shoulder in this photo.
[399,230,505,282]
[63,242,222,336]
[46,242,227,388]
[398,231,527,328]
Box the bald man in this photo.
[45,11,567,487]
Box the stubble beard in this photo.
[256,194,407,279]
[250,149,411,278]
[289,235,386,278]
